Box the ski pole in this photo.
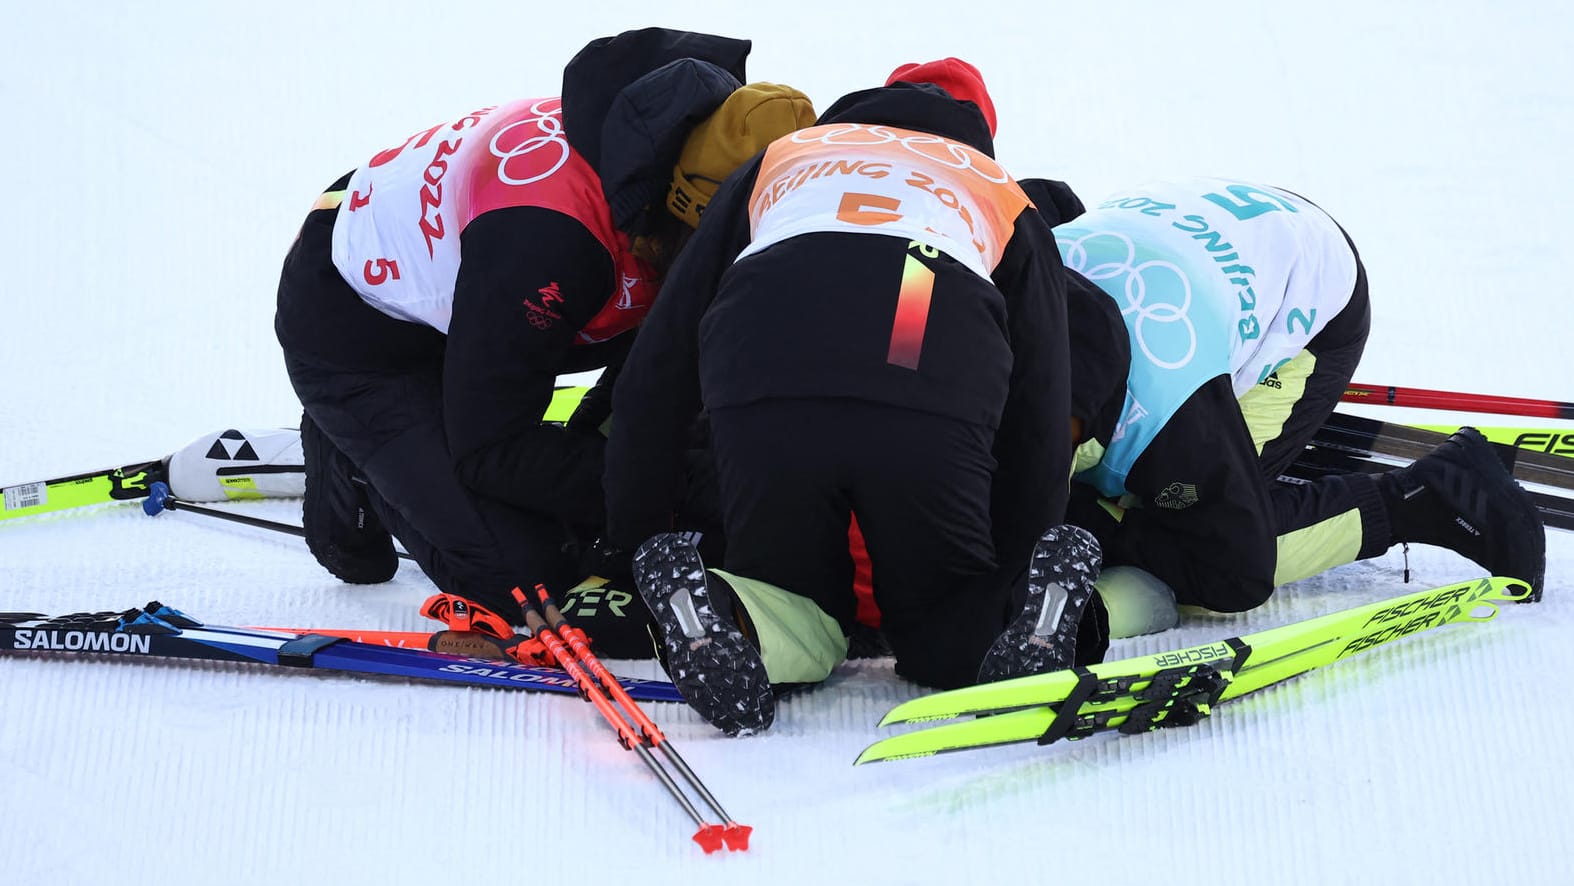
[511,586,748,854]
[512,592,721,848]
[528,584,751,851]
[1343,383,1574,420]
[141,481,414,561]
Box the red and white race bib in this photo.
[330,97,655,338]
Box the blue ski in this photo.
[0,603,681,703]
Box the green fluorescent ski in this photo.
[2,386,593,526]
[1,460,165,523]
[1417,425,1574,461]
[857,577,1527,764]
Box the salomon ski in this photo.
[1,602,681,702]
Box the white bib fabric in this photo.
[1060,177,1359,498]
[330,98,581,333]
[1064,178,1358,396]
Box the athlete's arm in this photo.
[444,206,619,528]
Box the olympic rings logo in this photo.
[490,98,570,186]
[789,124,1010,184]
[1059,230,1197,370]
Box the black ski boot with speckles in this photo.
[978,524,1104,684]
[635,533,774,736]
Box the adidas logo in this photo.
[203,430,258,461]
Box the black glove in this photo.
[566,360,624,437]
[1074,591,1110,666]
[1065,484,1123,552]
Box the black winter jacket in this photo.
[606,83,1074,570]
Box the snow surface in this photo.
[3,2,1571,883]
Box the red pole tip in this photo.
[722,823,753,851]
[692,825,726,854]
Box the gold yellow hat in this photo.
[667,82,816,229]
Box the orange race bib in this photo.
[737,123,1030,281]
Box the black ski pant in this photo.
[708,398,1028,689]
[1264,234,1383,548]
[275,186,574,617]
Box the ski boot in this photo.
[978,524,1106,684]
[634,533,774,736]
[1380,427,1546,600]
[300,413,397,585]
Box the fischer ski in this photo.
[1413,425,1574,460]
[1285,445,1574,532]
[856,577,1527,764]
[0,603,681,703]
[1315,412,1574,490]
[1,386,592,527]
[1,426,305,523]
[2,459,165,522]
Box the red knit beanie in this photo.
[885,57,997,135]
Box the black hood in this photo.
[1017,177,1127,444]
[814,82,996,156]
[1020,177,1086,228]
[560,28,752,234]
[1063,268,1131,446]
